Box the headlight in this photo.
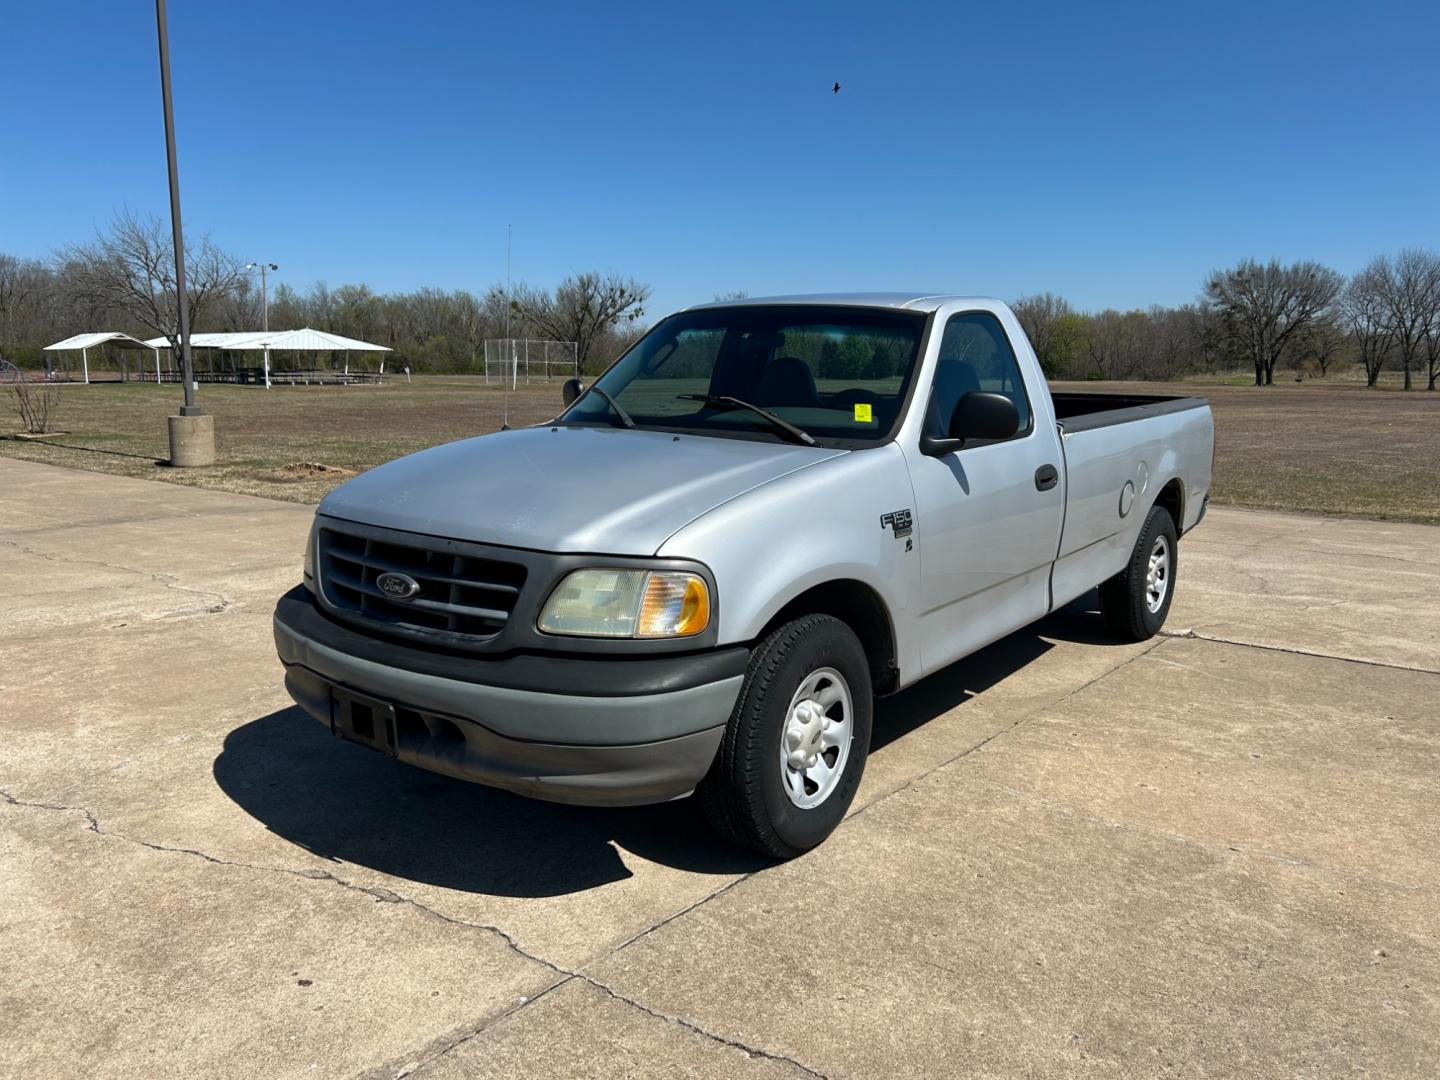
[538,569,711,639]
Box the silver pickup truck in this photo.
[274,294,1213,857]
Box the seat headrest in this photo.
[753,355,820,408]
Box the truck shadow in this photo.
[212,591,1117,898]
[873,588,1116,751]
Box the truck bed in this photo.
[1051,392,1209,433]
[1047,390,1214,612]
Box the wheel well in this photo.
[763,580,899,695]
[1154,478,1184,531]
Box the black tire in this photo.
[1099,504,1178,642]
[698,614,873,859]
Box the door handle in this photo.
[1035,464,1059,491]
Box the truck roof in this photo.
[685,292,1000,314]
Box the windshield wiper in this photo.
[677,394,816,446]
[582,384,636,429]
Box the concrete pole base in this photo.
[168,414,215,467]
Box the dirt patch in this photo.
[8,431,71,440]
[256,462,358,484]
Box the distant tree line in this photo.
[1013,249,1440,389]
[4,213,1438,389]
[0,213,650,376]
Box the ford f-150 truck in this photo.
[274,294,1213,857]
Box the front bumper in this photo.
[272,587,746,806]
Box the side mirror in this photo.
[951,391,1019,440]
[561,377,583,406]
[919,392,1020,456]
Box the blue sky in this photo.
[3,0,1437,319]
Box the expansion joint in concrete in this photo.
[1159,627,1440,675]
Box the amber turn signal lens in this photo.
[636,572,710,638]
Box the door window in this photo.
[925,312,1032,438]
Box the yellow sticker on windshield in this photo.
[853,403,873,423]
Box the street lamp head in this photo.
[268,263,279,271]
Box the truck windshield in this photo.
[562,305,928,446]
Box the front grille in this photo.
[317,526,527,642]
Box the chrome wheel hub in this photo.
[779,667,853,810]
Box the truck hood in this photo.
[317,425,845,555]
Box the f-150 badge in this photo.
[880,510,913,538]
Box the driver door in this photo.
[902,311,1065,677]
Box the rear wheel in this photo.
[1099,505,1178,642]
[698,614,872,858]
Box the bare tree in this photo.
[1012,293,1076,376]
[1203,259,1343,386]
[1364,249,1440,391]
[509,272,650,373]
[1340,267,1394,387]
[0,254,68,364]
[213,276,262,331]
[58,211,244,363]
[1292,314,1348,378]
[1,359,62,433]
[1427,324,1440,391]
[1081,309,1150,380]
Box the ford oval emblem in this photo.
[376,571,421,600]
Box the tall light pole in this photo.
[155,0,213,464]
[246,262,279,331]
[155,0,196,416]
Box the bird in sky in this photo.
[832,81,841,94]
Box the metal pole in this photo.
[82,347,90,385]
[261,263,269,332]
[153,348,161,383]
[155,0,198,415]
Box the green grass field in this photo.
[3,375,1437,523]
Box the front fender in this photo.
[658,444,922,679]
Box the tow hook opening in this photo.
[417,711,466,752]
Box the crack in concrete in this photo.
[579,975,831,1079]
[381,872,813,1079]
[1295,546,1439,569]
[0,785,566,976]
[388,969,829,1080]
[1158,628,1440,675]
[0,786,826,1080]
[602,875,750,957]
[0,538,231,616]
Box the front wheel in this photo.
[698,614,873,858]
[1098,504,1178,642]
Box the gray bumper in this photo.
[273,608,743,807]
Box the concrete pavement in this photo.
[1,456,1436,1078]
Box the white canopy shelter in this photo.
[141,331,274,350]
[141,328,391,387]
[248,328,391,353]
[44,332,162,385]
